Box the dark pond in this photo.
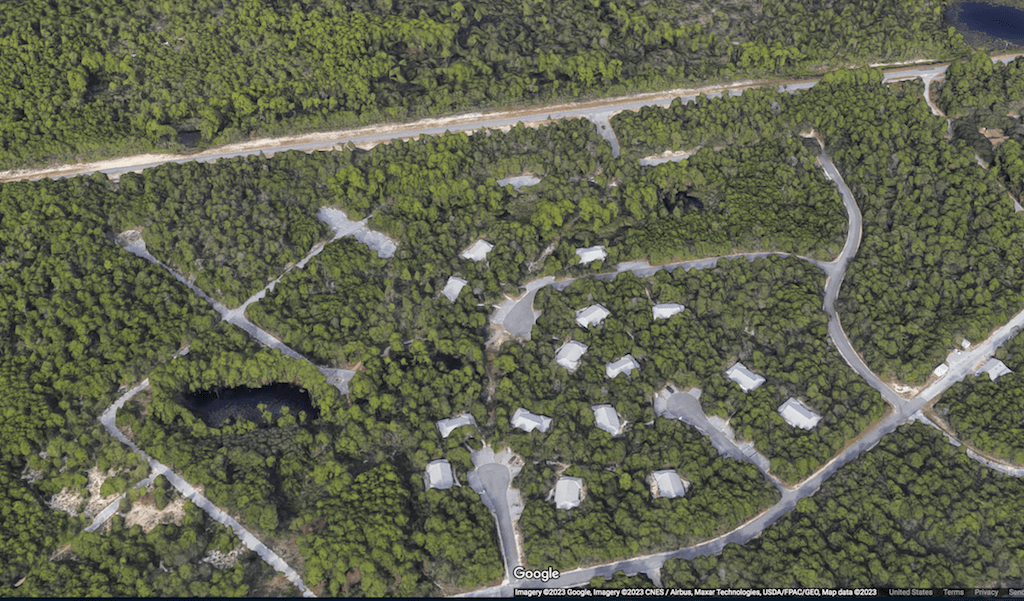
[434,353,464,371]
[176,130,202,148]
[664,191,705,213]
[181,383,316,428]
[952,3,1024,45]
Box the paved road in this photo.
[475,464,520,576]
[95,381,314,596]
[4,56,1020,185]
[467,446,528,586]
[815,154,903,410]
[469,149,1024,594]
[655,388,782,489]
[495,252,828,339]
[587,114,622,157]
[61,52,1022,597]
[121,226,356,391]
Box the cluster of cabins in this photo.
[726,362,822,430]
[433,239,1024,511]
[932,340,1014,383]
[551,468,691,510]
[430,239,841,503]
[440,243,610,303]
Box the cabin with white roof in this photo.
[980,358,1013,381]
[778,397,822,430]
[652,303,685,319]
[441,276,468,302]
[575,246,608,264]
[424,460,454,490]
[605,354,640,378]
[576,304,611,328]
[651,470,689,499]
[726,362,766,393]
[511,408,553,433]
[555,340,588,371]
[592,404,623,436]
[554,477,584,510]
[436,414,477,438]
[460,239,494,262]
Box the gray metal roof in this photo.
[726,362,765,392]
[460,239,494,262]
[425,460,454,490]
[556,340,588,370]
[442,276,468,302]
[652,303,685,319]
[575,304,610,328]
[778,397,822,430]
[592,404,622,435]
[575,246,608,264]
[652,470,689,499]
[605,354,640,378]
[436,414,477,438]
[511,408,553,433]
[554,477,583,510]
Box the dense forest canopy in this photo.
[493,257,886,487]
[934,329,1024,464]
[10,54,1024,595]
[122,324,504,595]
[0,0,971,169]
[938,53,1024,213]
[613,69,1024,383]
[662,422,1024,589]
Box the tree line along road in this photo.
[1,55,1021,184]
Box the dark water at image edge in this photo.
[950,2,1024,45]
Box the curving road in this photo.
[96,381,315,597]
[498,252,830,338]
[48,52,1023,597]
[472,115,1024,595]
[88,210,386,595]
[467,144,1024,595]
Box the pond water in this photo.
[176,130,202,148]
[182,383,317,428]
[952,3,1024,44]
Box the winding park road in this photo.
[86,213,383,594]
[472,147,1024,594]
[24,52,1024,596]
[95,380,315,597]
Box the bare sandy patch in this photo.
[83,467,128,519]
[981,127,1010,148]
[891,382,922,397]
[0,78,774,185]
[47,488,85,517]
[123,491,187,533]
[639,149,699,166]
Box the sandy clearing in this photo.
[48,488,85,516]
[7,56,1024,185]
[83,467,129,519]
[123,490,187,532]
[639,149,698,166]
